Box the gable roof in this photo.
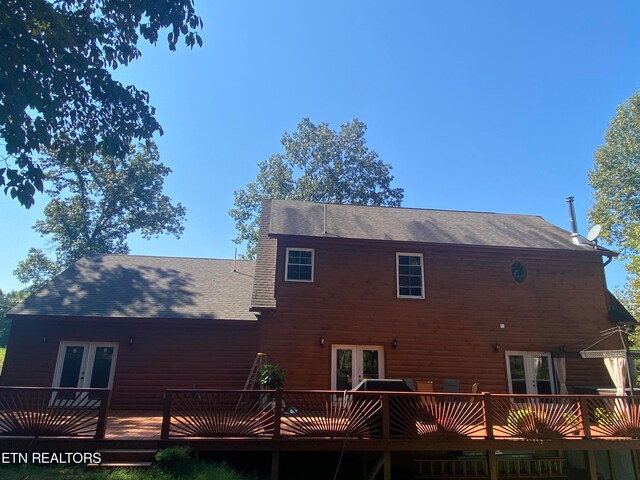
[10,255,256,321]
[267,199,598,251]
[250,199,611,310]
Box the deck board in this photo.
[105,411,162,440]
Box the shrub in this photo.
[258,364,284,389]
[155,446,193,471]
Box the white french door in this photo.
[53,342,119,390]
[331,345,385,390]
[506,351,554,394]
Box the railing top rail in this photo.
[164,388,485,397]
[0,386,111,393]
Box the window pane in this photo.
[90,347,114,388]
[336,349,353,390]
[398,255,423,297]
[362,350,379,380]
[60,346,84,388]
[287,249,313,281]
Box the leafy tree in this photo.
[230,118,404,258]
[1,0,202,207]
[15,140,186,289]
[0,289,27,346]
[14,248,59,293]
[589,90,640,320]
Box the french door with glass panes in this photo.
[506,352,554,394]
[53,342,118,390]
[331,345,384,390]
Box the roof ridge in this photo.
[91,254,255,263]
[270,198,545,219]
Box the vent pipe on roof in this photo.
[566,196,581,245]
[323,203,327,235]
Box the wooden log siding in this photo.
[258,236,614,392]
[2,318,258,410]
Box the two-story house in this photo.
[2,199,632,409]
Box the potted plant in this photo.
[258,363,285,390]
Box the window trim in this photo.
[396,252,425,299]
[285,247,315,282]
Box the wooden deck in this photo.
[105,411,163,440]
[3,388,640,479]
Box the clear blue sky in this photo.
[2,0,639,293]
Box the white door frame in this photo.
[331,344,385,390]
[53,341,119,390]
[505,351,555,394]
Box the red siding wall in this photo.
[2,317,257,410]
[257,237,614,393]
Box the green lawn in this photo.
[0,463,260,480]
[0,448,262,480]
[0,347,5,374]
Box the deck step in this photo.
[90,449,157,468]
[89,461,153,468]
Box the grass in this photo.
[0,460,261,480]
[0,347,5,374]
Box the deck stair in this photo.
[89,448,157,468]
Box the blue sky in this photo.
[2,0,639,292]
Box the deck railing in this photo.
[160,389,640,441]
[0,386,111,439]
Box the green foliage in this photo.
[154,446,193,471]
[0,0,203,208]
[230,118,404,258]
[258,363,285,389]
[13,248,59,293]
[589,91,640,253]
[0,289,27,346]
[506,407,541,431]
[589,91,640,328]
[0,461,260,480]
[14,141,186,290]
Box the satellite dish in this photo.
[587,224,602,242]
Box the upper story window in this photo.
[285,248,314,282]
[397,253,424,299]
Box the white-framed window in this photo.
[396,253,424,298]
[285,248,314,282]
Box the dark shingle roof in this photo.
[268,200,595,251]
[10,255,256,320]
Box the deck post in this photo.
[579,397,592,439]
[632,449,640,479]
[585,450,598,480]
[381,393,391,480]
[487,451,498,480]
[484,393,495,440]
[271,450,280,480]
[273,388,283,439]
[160,390,172,440]
[94,389,111,439]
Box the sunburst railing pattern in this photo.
[159,389,640,441]
[389,393,485,438]
[586,395,640,438]
[280,390,382,438]
[0,386,110,438]
[161,389,277,439]
[491,395,582,439]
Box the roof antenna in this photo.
[323,203,327,235]
[233,247,237,272]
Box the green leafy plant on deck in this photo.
[258,364,285,389]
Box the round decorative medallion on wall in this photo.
[511,260,527,283]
